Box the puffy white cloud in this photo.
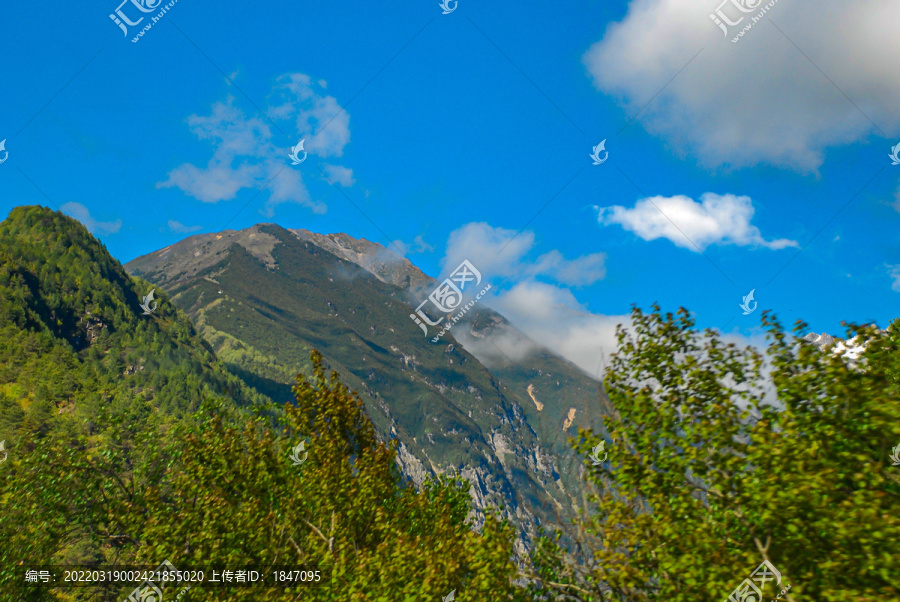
[61,202,121,235]
[160,159,260,204]
[527,250,607,286]
[262,162,322,216]
[582,0,900,170]
[597,193,797,251]
[158,97,314,214]
[185,99,272,158]
[443,222,606,285]
[436,223,612,373]
[437,223,777,377]
[490,281,627,376]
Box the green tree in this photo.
[530,305,900,602]
[128,351,524,601]
[2,352,527,601]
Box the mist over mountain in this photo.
[126,222,612,547]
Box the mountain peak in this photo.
[288,228,432,290]
[804,332,835,347]
[129,223,434,292]
[128,223,287,287]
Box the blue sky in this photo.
[2,0,899,372]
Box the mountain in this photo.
[804,329,881,364]
[287,226,610,458]
[0,206,534,600]
[0,205,276,577]
[0,206,271,429]
[126,223,611,545]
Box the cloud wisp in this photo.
[437,223,617,374]
[443,222,606,286]
[159,73,356,217]
[61,202,122,236]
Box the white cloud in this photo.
[392,234,434,256]
[583,0,900,170]
[436,223,775,378]
[436,223,611,373]
[476,279,773,385]
[186,98,272,158]
[598,193,797,251]
[893,183,900,213]
[158,97,312,212]
[889,264,900,293]
[451,322,544,371]
[490,281,627,376]
[262,162,321,216]
[61,202,121,235]
[160,72,353,216]
[167,220,202,234]
[269,74,350,158]
[160,159,260,204]
[443,222,606,286]
[527,250,607,286]
[491,284,773,397]
[322,164,355,187]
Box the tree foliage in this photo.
[2,351,525,601]
[532,305,900,602]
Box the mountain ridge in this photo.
[126,222,611,547]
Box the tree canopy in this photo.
[530,305,900,602]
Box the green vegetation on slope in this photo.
[0,206,275,588]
